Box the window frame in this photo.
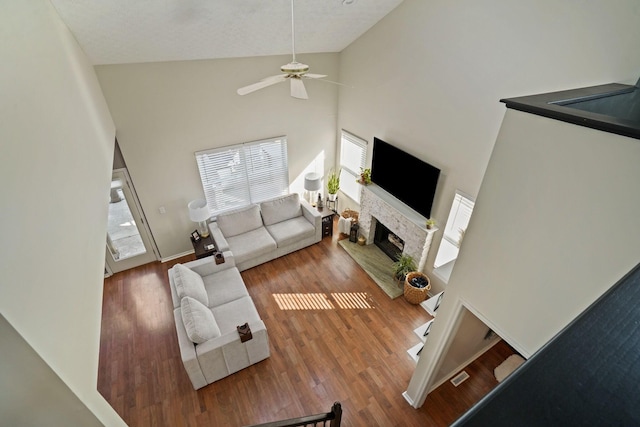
[339,130,367,203]
[195,136,289,218]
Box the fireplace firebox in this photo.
[374,220,405,261]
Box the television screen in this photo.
[371,137,440,218]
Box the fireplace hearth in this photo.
[374,220,404,261]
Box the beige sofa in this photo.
[209,193,322,271]
[168,253,270,390]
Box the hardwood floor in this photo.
[98,224,514,426]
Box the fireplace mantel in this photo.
[358,184,437,272]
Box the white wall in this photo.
[96,54,339,258]
[407,109,640,406]
[337,0,640,292]
[0,1,124,425]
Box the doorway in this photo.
[105,169,158,274]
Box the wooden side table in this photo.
[191,235,216,259]
[317,208,335,237]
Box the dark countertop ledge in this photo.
[500,83,640,141]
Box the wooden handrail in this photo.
[245,402,342,427]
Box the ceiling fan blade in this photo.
[237,75,287,96]
[309,77,353,88]
[302,73,327,79]
[290,78,308,99]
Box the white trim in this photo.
[161,250,195,263]
[401,391,416,406]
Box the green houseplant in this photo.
[426,218,436,229]
[327,169,340,201]
[392,254,416,282]
[358,167,372,185]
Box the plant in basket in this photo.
[404,271,431,305]
[392,254,416,282]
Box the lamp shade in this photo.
[304,172,321,191]
[188,199,210,222]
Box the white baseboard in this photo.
[402,391,416,407]
[161,250,194,263]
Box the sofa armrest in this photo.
[209,222,230,252]
[182,251,235,277]
[173,308,208,390]
[195,320,270,382]
[300,198,321,229]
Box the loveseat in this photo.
[168,253,270,390]
[209,193,322,271]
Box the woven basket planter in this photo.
[404,272,431,304]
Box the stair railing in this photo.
[244,402,342,427]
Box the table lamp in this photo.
[304,172,321,206]
[188,199,210,238]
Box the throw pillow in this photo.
[180,296,221,344]
[173,264,208,306]
[260,193,302,226]
[216,204,263,237]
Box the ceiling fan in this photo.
[237,0,328,100]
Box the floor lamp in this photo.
[304,172,321,206]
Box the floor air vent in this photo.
[450,370,470,387]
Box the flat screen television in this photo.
[371,137,440,218]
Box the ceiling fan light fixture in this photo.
[281,62,309,75]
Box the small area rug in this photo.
[494,354,525,382]
[338,239,403,299]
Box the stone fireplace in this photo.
[374,220,405,260]
[358,184,437,272]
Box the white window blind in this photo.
[339,130,367,203]
[195,136,289,217]
[443,192,475,247]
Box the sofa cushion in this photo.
[216,204,263,237]
[212,296,261,334]
[181,297,221,344]
[260,194,302,226]
[265,216,316,247]
[226,227,277,265]
[202,267,249,307]
[173,264,209,306]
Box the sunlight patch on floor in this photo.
[273,293,334,310]
[272,292,375,310]
[331,292,373,309]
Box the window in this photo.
[442,191,475,248]
[433,191,475,279]
[195,136,289,217]
[339,130,367,203]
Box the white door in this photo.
[105,169,158,274]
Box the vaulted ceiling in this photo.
[50,0,404,65]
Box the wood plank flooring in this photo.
[98,223,514,426]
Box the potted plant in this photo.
[392,254,416,282]
[327,169,340,201]
[426,218,436,229]
[358,167,372,185]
